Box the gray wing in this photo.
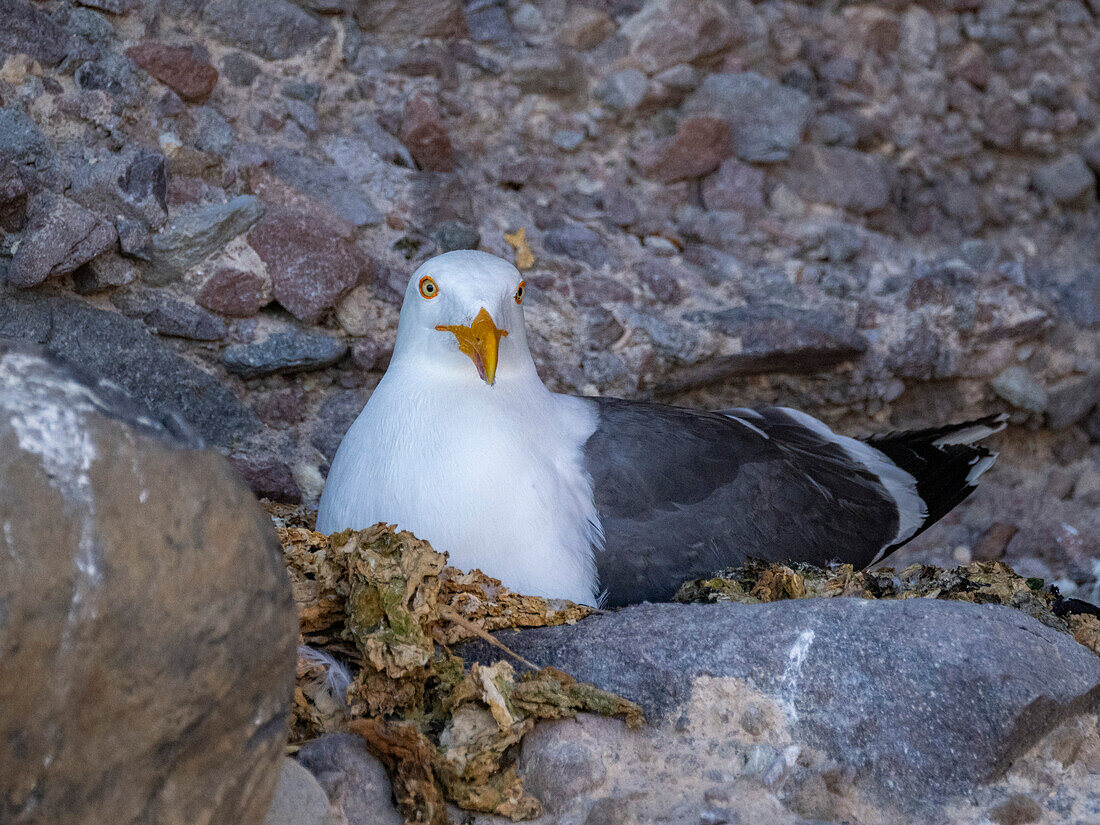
[582,398,899,606]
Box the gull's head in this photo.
[391,250,535,387]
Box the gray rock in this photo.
[778,145,890,213]
[544,224,613,268]
[1033,154,1096,204]
[8,193,117,288]
[194,107,236,154]
[72,253,139,294]
[684,72,811,163]
[1046,371,1100,429]
[0,107,53,168]
[262,760,333,825]
[1082,128,1100,174]
[220,51,262,86]
[431,219,480,253]
[992,365,1048,413]
[899,5,937,70]
[466,0,517,45]
[310,389,367,463]
[0,342,295,825]
[621,0,741,75]
[823,224,864,263]
[223,331,348,379]
[202,0,331,60]
[0,294,260,448]
[0,0,74,67]
[467,600,1100,813]
[510,49,586,96]
[1059,269,1100,329]
[69,149,168,230]
[597,69,648,112]
[111,288,228,341]
[690,302,867,363]
[150,195,265,284]
[270,149,382,227]
[701,158,765,213]
[74,52,144,104]
[296,733,403,825]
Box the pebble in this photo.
[1033,154,1096,204]
[638,116,732,183]
[222,330,348,379]
[991,366,1048,413]
[249,207,370,323]
[126,42,219,104]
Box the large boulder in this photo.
[0,342,297,825]
[465,599,1100,821]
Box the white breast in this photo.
[316,367,603,605]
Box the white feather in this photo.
[298,645,352,704]
[932,414,1008,446]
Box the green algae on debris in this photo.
[674,558,1100,655]
[271,504,642,824]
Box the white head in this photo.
[390,250,538,387]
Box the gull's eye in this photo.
[514,281,526,304]
[419,276,439,299]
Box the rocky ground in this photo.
[1,0,1098,593]
[2,2,1100,820]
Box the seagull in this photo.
[318,251,1005,607]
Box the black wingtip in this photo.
[865,415,1006,560]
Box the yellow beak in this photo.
[435,307,509,385]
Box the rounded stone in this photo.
[0,343,297,825]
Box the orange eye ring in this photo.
[419,276,439,299]
[514,281,526,304]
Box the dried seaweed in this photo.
[270,504,642,823]
[675,558,1099,650]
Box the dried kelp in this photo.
[675,559,1100,652]
[270,506,642,823]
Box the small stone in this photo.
[117,217,153,261]
[597,69,648,112]
[1033,154,1096,205]
[261,759,330,825]
[683,72,811,163]
[229,456,302,505]
[544,224,613,268]
[1073,470,1100,507]
[296,733,403,825]
[1046,371,1100,429]
[0,0,72,67]
[431,219,480,252]
[621,0,741,74]
[636,262,684,304]
[8,193,117,288]
[69,149,168,230]
[1059,270,1100,329]
[127,42,219,104]
[824,224,864,262]
[219,51,260,86]
[702,158,765,213]
[112,288,227,341]
[72,254,138,294]
[249,208,369,323]
[202,0,331,61]
[558,6,615,51]
[512,3,543,33]
[310,389,369,462]
[989,794,1043,825]
[222,330,348,379]
[778,145,890,213]
[552,129,585,152]
[1082,129,1100,174]
[286,99,318,134]
[899,5,937,70]
[150,195,265,284]
[0,156,29,231]
[510,48,585,96]
[952,42,990,88]
[638,116,732,183]
[197,267,269,317]
[972,523,1019,561]
[991,366,1048,414]
[400,93,453,172]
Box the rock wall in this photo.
[0,0,1097,589]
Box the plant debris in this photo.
[269,504,641,823]
[675,559,1100,655]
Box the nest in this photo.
[268,504,642,824]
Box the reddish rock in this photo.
[248,208,370,324]
[701,157,765,212]
[197,267,269,317]
[637,116,733,183]
[9,193,117,288]
[228,455,302,504]
[401,93,454,173]
[126,42,219,104]
[952,42,990,89]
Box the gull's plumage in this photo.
[318,251,1004,606]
